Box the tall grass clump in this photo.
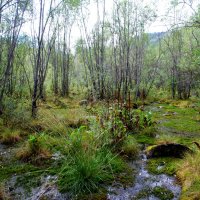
[57,127,130,196]
[177,151,200,200]
[58,149,128,195]
[36,109,70,135]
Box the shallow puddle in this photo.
[107,152,181,200]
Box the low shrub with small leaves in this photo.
[103,104,153,133]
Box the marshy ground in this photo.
[0,96,200,200]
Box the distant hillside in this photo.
[148,32,166,44]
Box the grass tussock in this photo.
[58,148,130,195]
[16,134,51,164]
[36,110,70,135]
[68,126,96,151]
[170,100,193,108]
[177,151,200,200]
[0,129,21,145]
[57,126,133,195]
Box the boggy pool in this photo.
[107,152,181,200]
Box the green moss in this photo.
[134,133,156,145]
[150,101,200,159]
[163,118,200,133]
[134,188,151,199]
[147,157,180,175]
[0,163,40,182]
[152,102,200,134]
[152,186,174,200]
[133,186,174,200]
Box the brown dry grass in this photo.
[0,129,21,145]
[0,184,10,200]
[177,151,200,200]
[35,104,89,135]
[16,140,51,164]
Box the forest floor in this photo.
[0,96,200,200]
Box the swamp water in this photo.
[107,152,181,200]
[1,143,181,200]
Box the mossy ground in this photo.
[143,98,200,200]
[133,186,174,200]
[152,100,200,136]
[147,157,180,176]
